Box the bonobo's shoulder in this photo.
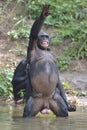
[15,59,27,70]
[22,58,27,64]
[49,50,55,57]
[47,50,57,62]
[18,59,27,65]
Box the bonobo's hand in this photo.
[68,103,76,112]
[41,5,50,18]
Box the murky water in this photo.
[0,104,87,130]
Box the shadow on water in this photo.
[0,104,87,130]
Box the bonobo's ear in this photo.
[41,5,51,18]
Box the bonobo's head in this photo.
[37,32,50,50]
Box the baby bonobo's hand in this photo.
[41,5,50,18]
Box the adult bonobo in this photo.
[12,5,76,117]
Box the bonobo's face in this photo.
[37,32,50,49]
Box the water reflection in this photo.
[0,104,87,130]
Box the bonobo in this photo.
[12,5,76,117]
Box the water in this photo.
[0,104,87,130]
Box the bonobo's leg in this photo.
[23,97,44,117]
[49,99,68,117]
[49,89,68,117]
[56,80,68,107]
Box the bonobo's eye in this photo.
[40,35,49,40]
[45,35,49,39]
[40,35,44,38]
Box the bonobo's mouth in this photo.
[41,41,49,47]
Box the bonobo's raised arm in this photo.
[28,5,50,51]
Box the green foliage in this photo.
[64,42,87,59]
[57,56,71,71]
[62,81,76,95]
[18,89,25,98]
[37,111,55,118]
[15,42,27,56]
[51,32,63,46]
[7,26,29,40]
[0,69,13,99]
[7,16,30,40]
[62,82,71,90]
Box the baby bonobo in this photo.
[12,5,76,118]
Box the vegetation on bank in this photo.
[0,68,13,99]
[0,0,87,98]
[7,0,87,70]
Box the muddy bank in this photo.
[60,67,87,106]
[60,70,87,91]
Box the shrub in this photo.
[0,69,13,99]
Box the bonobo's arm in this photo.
[27,5,50,52]
[57,79,68,106]
[57,78,76,112]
